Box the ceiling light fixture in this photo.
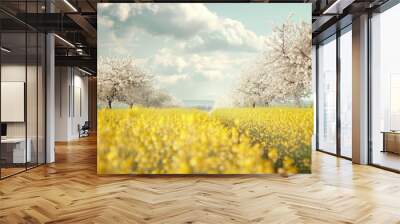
[63,0,78,12]
[78,67,93,76]
[1,47,11,53]
[76,48,85,55]
[323,0,354,15]
[54,34,75,48]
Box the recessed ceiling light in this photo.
[1,47,11,53]
[78,67,93,76]
[63,0,78,12]
[54,34,75,48]
[323,0,354,15]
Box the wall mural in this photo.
[97,3,312,174]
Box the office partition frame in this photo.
[315,0,400,173]
[0,0,47,180]
[315,24,352,161]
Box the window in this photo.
[317,35,337,154]
[0,1,46,179]
[371,3,400,171]
[339,27,352,158]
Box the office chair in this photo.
[79,121,90,138]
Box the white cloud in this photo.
[99,3,264,53]
[117,4,131,21]
[98,16,114,28]
[183,18,265,52]
[152,48,187,73]
[145,48,255,82]
[202,70,224,80]
[156,74,189,85]
[98,3,112,9]
[99,3,265,101]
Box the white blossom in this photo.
[98,57,181,108]
[233,18,311,107]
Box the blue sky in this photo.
[98,3,310,102]
[206,4,310,35]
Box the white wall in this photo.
[55,67,70,141]
[1,63,47,164]
[1,65,26,140]
[312,45,317,151]
[55,67,89,141]
[71,73,89,138]
[1,65,35,137]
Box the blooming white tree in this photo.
[125,85,181,108]
[234,61,283,107]
[146,89,182,107]
[97,57,151,108]
[98,56,181,108]
[123,85,150,108]
[233,18,311,107]
[263,18,312,104]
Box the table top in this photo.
[381,131,400,134]
[1,138,28,143]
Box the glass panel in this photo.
[340,28,352,158]
[371,4,400,171]
[1,31,27,177]
[27,31,38,169]
[318,36,337,154]
[26,0,39,169]
[312,45,317,151]
[0,1,27,33]
[0,0,46,178]
[38,32,45,165]
[74,86,82,137]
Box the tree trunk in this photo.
[252,102,256,108]
[295,97,301,107]
[108,100,112,109]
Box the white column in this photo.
[46,32,55,163]
[352,14,369,164]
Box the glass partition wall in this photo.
[0,1,46,179]
[339,26,352,159]
[317,35,337,155]
[316,0,400,171]
[316,25,353,159]
[370,3,400,171]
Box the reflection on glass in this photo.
[318,36,337,154]
[1,32,27,177]
[27,31,38,169]
[390,75,400,130]
[38,33,46,165]
[0,1,47,179]
[340,28,352,158]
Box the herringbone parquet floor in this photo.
[1,135,400,224]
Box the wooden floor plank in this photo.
[0,135,400,223]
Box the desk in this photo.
[1,138,31,163]
[381,131,400,154]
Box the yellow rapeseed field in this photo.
[97,107,313,174]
